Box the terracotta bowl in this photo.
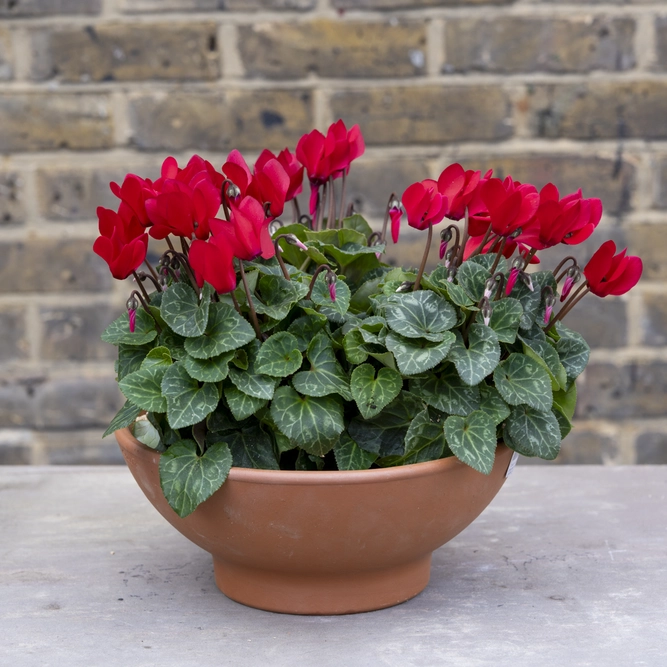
[116,428,513,615]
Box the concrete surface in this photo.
[1,465,666,667]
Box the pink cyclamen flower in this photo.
[506,267,520,295]
[128,308,136,333]
[390,205,402,244]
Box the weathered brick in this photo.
[239,20,426,80]
[121,0,314,11]
[40,304,119,362]
[0,430,33,465]
[43,430,125,465]
[628,224,667,281]
[563,297,627,349]
[522,82,667,140]
[36,166,156,221]
[653,155,667,209]
[0,172,27,227]
[129,89,313,152]
[0,26,12,80]
[30,23,220,83]
[0,0,101,17]
[557,428,619,464]
[635,432,667,464]
[344,157,430,219]
[657,17,667,71]
[0,375,44,428]
[639,293,667,347]
[333,0,512,7]
[331,86,512,145]
[0,305,29,362]
[576,362,667,420]
[460,154,634,216]
[0,239,111,293]
[0,94,113,152]
[444,17,634,74]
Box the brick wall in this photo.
[1,0,666,465]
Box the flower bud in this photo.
[544,292,557,325]
[520,272,534,292]
[326,270,337,302]
[560,266,581,302]
[506,267,520,295]
[480,297,493,327]
[395,280,414,292]
[226,183,241,200]
[126,296,139,333]
[284,234,308,252]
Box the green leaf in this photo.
[410,366,480,416]
[470,253,508,274]
[493,352,553,412]
[102,400,142,437]
[447,324,500,386]
[444,410,497,474]
[350,363,403,419]
[132,416,162,450]
[182,351,234,383]
[386,330,456,376]
[292,332,352,401]
[512,271,556,330]
[553,381,577,422]
[488,298,523,344]
[223,385,268,421]
[309,273,351,317]
[505,405,561,460]
[343,328,369,364]
[161,362,219,429]
[553,407,573,439]
[160,282,211,338]
[118,365,168,413]
[402,407,446,464]
[384,291,457,342]
[521,336,567,392]
[556,323,590,379]
[183,302,256,360]
[141,346,172,368]
[342,213,374,238]
[211,422,279,470]
[270,386,344,456]
[479,384,510,425]
[254,274,309,321]
[334,432,377,470]
[254,331,302,377]
[102,309,157,346]
[228,340,279,400]
[445,281,474,308]
[287,313,327,352]
[348,391,423,456]
[117,343,152,380]
[457,260,489,302]
[158,330,187,361]
[159,439,233,518]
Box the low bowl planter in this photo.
[117,427,513,615]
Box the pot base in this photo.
[213,555,432,615]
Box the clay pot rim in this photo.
[118,427,510,487]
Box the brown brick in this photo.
[239,20,426,80]
[444,17,634,74]
[36,166,157,221]
[522,82,667,140]
[0,431,32,465]
[44,430,125,464]
[557,428,619,464]
[0,26,12,80]
[654,155,667,209]
[344,157,430,219]
[562,296,627,349]
[30,23,220,83]
[461,154,634,216]
[40,304,119,362]
[333,0,512,7]
[128,89,313,152]
[121,0,315,10]
[657,17,667,71]
[628,224,667,281]
[635,432,667,464]
[0,305,29,362]
[0,375,44,428]
[0,172,27,227]
[0,239,111,293]
[331,86,512,145]
[0,0,101,17]
[640,293,667,347]
[0,94,113,152]
[576,361,667,420]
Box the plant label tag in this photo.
[505,452,519,478]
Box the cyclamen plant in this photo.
[97,120,643,518]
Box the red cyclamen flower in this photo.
[436,163,481,221]
[583,240,643,297]
[93,207,148,280]
[402,180,447,230]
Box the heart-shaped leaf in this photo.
[488,297,523,344]
[292,332,352,401]
[343,328,369,364]
[102,309,157,346]
[410,365,481,416]
[386,331,456,376]
[469,253,508,274]
[448,324,500,386]
[555,322,590,379]
[210,422,278,470]
[182,351,234,383]
[253,274,309,321]
[334,432,377,470]
[159,439,232,518]
[446,281,475,308]
[118,364,169,413]
[117,343,153,380]
[183,302,256,360]
[350,363,402,419]
[479,384,510,425]
[270,386,344,457]
[493,352,553,412]
[444,411,497,474]
[553,381,577,421]
[161,362,219,429]
[457,260,490,302]
[287,313,327,352]
[132,416,162,450]
[160,283,212,338]
[103,400,142,438]
[385,291,457,342]
[512,271,555,330]
[309,273,351,317]
[521,336,567,392]
[140,346,172,369]
[402,407,446,464]
[505,405,561,459]
[254,331,302,377]
[223,385,267,421]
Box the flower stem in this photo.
[144,260,160,285]
[467,225,494,258]
[230,291,241,315]
[553,255,577,282]
[238,261,264,341]
[328,176,336,230]
[132,271,151,304]
[292,198,301,224]
[489,237,508,275]
[135,271,162,293]
[317,181,328,231]
[273,235,293,280]
[338,171,348,227]
[413,223,433,292]
[456,208,469,267]
[306,264,332,300]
